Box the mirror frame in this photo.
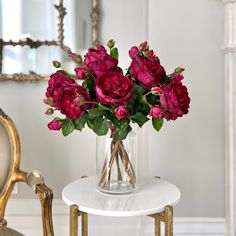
[0,0,99,81]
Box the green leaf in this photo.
[74,114,87,131]
[82,78,95,99]
[146,94,158,105]
[62,119,75,136]
[131,112,149,127]
[134,84,145,95]
[98,103,111,111]
[152,118,164,132]
[111,47,119,58]
[87,108,102,119]
[127,93,138,110]
[82,78,94,90]
[87,119,95,129]
[93,117,109,136]
[140,95,149,105]
[114,125,132,141]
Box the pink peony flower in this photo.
[84,45,118,74]
[58,84,91,119]
[160,79,190,121]
[48,119,62,131]
[129,57,166,89]
[150,106,164,119]
[115,106,129,119]
[95,72,133,104]
[45,71,75,109]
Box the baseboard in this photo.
[4,199,227,236]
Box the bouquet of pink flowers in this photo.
[44,40,190,140]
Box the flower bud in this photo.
[107,39,115,49]
[71,53,83,65]
[52,60,61,68]
[114,105,129,120]
[75,67,88,79]
[174,67,185,74]
[150,106,164,119]
[151,87,162,95]
[139,41,148,51]
[45,108,54,115]
[48,118,62,131]
[43,97,54,106]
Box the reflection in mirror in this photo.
[0,0,99,81]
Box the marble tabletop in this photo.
[62,176,181,217]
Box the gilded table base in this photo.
[69,205,173,236]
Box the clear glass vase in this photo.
[96,127,139,194]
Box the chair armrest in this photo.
[26,171,54,236]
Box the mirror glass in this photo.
[0,0,93,76]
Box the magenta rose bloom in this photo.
[84,45,118,74]
[58,84,91,119]
[48,119,62,131]
[150,106,164,119]
[45,71,75,109]
[95,72,133,104]
[129,55,166,90]
[160,81,190,121]
[115,105,129,119]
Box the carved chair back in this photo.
[0,109,54,235]
[0,109,26,226]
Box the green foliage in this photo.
[74,114,87,131]
[87,108,102,119]
[134,84,145,96]
[114,124,132,141]
[82,78,95,98]
[131,112,149,127]
[93,117,109,136]
[146,94,158,105]
[62,119,75,136]
[152,118,164,132]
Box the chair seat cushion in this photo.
[0,226,24,236]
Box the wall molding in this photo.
[222,0,236,235]
[4,199,227,236]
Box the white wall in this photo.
[0,0,225,229]
[100,0,225,217]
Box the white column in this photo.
[222,0,236,235]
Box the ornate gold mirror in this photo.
[0,0,99,81]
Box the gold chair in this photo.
[0,108,54,236]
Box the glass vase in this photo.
[96,127,139,194]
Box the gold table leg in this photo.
[81,212,88,236]
[154,217,161,236]
[149,205,173,236]
[70,205,79,236]
[164,206,173,236]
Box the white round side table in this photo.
[62,176,181,236]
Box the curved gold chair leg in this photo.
[70,204,79,236]
[36,183,54,236]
